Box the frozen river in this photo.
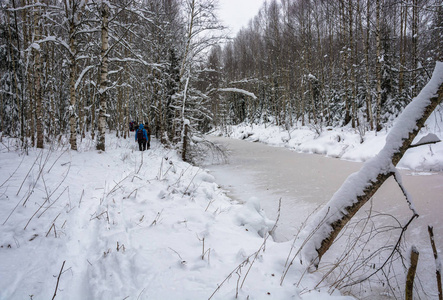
[205,135,443,297]
[205,136,443,243]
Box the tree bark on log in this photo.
[301,62,443,268]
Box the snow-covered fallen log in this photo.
[301,62,443,267]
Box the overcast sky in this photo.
[217,0,265,37]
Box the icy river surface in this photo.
[204,136,443,243]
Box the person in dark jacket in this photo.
[135,124,148,151]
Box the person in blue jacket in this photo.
[135,124,148,151]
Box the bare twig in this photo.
[107,173,130,197]
[205,199,215,212]
[281,207,331,285]
[38,186,69,219]
[78,189,85,208]
[90,210,109,221]
[47,148,69,173]
[52,260,65,300]
[341,213,418,288]
[182,168,201,197]
[150,211,163,226]
[136,151,144,174]
[393,169,419,216]
[46,223,57,238]
[156,157,164,180]
[0,155,25,188]
[409,140,441,148]
[281,205,321,274]
[168,247,185,264]
[17,150,42,196]
[316,204,375,292]
[22,149,56,206]
[208,257,250,300]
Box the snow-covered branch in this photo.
[75,65,95,91]
[409,133,441,148]
[218,88,257,100]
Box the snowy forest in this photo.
[1,0,443,299]
[0,0,227,156]
[204,0,443,132]
[1,0,442,155]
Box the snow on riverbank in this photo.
[0,134,354,300]
[217,107,443,171]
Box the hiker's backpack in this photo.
[137,129,145,141]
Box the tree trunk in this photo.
[117,81,123,138]
[0,92,3,133]
[96,2,109,151]
[68,6,77,150]
[182,123,189,162]
[340,0,351,126]
[375,0,382,131]
[348,0,356,129]
[412,0,419,96]
[363,0,373,129]
[6,7,21,137]
[179,0,195,80]
[399,1,407,96]
[301,62,443,268]
[33,1,43,149]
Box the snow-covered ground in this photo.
[0,134,357,300]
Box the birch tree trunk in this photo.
[22,0,32,143]
[375,0,382,131]
[399,1,407,96]
[33,1,43,149]
[179,0,195,81]
[117,81,123,138]
[363,0,373,129]
[96,2,109,151]
[348,0,356,129]
[6,7,21,136]
[67,0,78,150]
[340,0,351,126]
[301,62,443,268]
[412,0,419,96]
